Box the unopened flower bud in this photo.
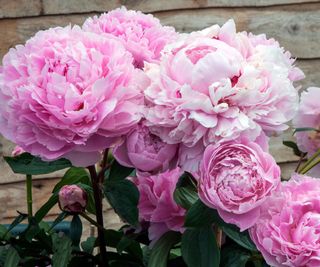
[58,185,87,214]
[12,146,25,157]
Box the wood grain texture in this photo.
[1,4,319,59]
[0,0,41,18]
[2,1,319,19]
[30,0,320,17]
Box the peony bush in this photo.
[0,6,319,267]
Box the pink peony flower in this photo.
[59,185,87,213]
[199,19,304,82]
[178,131,270,174]
[143,22,302,150]
[133,167,186,244]
[0,26,144,166]
[113,122,178,173]
[250,173,320,267]
[293,87,320,156]
[83,7,177,68]
[199,139,280,230]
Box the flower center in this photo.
[185,45,217,64]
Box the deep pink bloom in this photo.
[178,131,269,174]
[250,174,320,267]
[0,26,144,166]
[133,167,186,243]
[83,7,177,68]
[199,139,280,230]
[113,123,178,173]
[59,185,87,213]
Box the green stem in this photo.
[88,165,108,267]
[80,213,106,231]
[26,174,33,219]
[299,148,320,173]
[301,158,320,174]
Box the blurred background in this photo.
[0,0,319,235]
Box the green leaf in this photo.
[48,212,69,233]
[4,246,20,267]
[108,159,135,181]
[294,127,320,133]
[53,167,89,193]
[283,140,305,157]
[70,215,82,247]
[4,152,72,175]
[52,233,73,267]
[35,194,58,222]
[0,225,11,241]
[4,212,28,238]
[222,226,257,252]
[104,179,139,226]
[184,200,218,228]
[103,229,123,248]
[117,236,143,260]
[109,260,142,267]
[174,172,198,210]
[148,231,181,267]
[81,236,96,254]
[221,245,250,267]
[23,218,41,242]
[181,226,219,267]
[185,200,257,251]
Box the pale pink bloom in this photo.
[144,35,258,147]
[250,173,320,267]
[83,7,177,68]
[133,167,186,244]
[12,146,25,157]
[293,87,320,156]
[113,122,178,173]
[199,19,304,82]
[199,139,280,231]
[0,26,144,166]
[144,23,301,150]
[59,185,87,213]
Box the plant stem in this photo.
[301,157,320,174]
[298,148,320,173]
[88,165,108,267]
[26,174,33,219]
[100,149,109,170]
[295,152,307,173]
[80,213,105,231]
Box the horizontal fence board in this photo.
[0,0,41,18]
[1,0,319,18]
[0,5,320,59]
[297,59,320,89]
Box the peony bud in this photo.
[12,146,25,157]
[58,185,87,213]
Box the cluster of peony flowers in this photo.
[2,7,320,266]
